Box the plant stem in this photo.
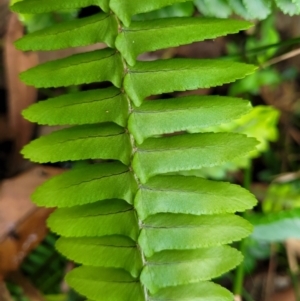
[233,161,252,298]
[242,288,255,301]
[225,36,300,61]
[264,243,277,301]
[233,239,247,297]
[114,13,149,301]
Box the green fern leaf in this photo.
[242,0,271,19]
[48,200,139,239]
[149,282,233,301]
[20,49,123,88]
[249,208,300,242]
[228,0,253,19]
[13,1,261,299]
[116,18,252,65]
[142,246,242,293]
[56,236,142,277]
[11,0,110,14]
[32,162,137,207]
[125,59,257,106]
[22,87,128,127]
[66,267,144,301]
[194,0,233,18]
[15,13,118,51]
[139,214,252,256]
[129,96,252,144]
[133,133,257,183]
[110,0,193,26]
[21,123,131,164]
[293,0,300,9]
[135,175,257,220]
[275,0,300,15]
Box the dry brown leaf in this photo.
[0,0,10,37]
[0,282,13,301]
[269,287,296,301]
[3,13,38,175]
[286,239,300,273]
[261,82,298,113]
[8,272,45,301]
[0,166,63,277]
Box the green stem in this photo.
[242,288,255,301]
[233,239,247,296]
[233,161,252,296]
[224,36,300,61]
[243,160,252,191]
[114,13,148,301]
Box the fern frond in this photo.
[195,0,300,19]
[12,0,261,300]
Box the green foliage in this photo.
[194,0,300,19]
[20,49,123,88]
[116,18,252,65]
[190,103,279,179]
[20,234,67,294]
[249,208,300,242]
[16,13,118,50]
[124,60,256,106]
[11,0,261,300]
[13,0,300,35]
[135,176,257,219]
[129,96,252,144]
[23,88,129,127]
[263,178,300,212]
